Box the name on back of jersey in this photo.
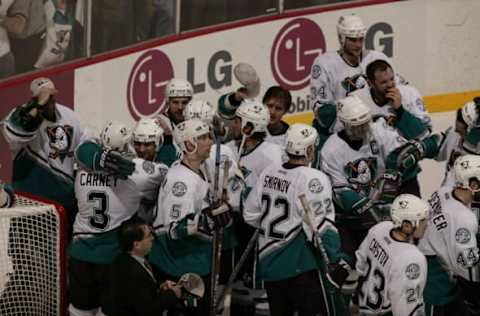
[369,238,390,267]
[79,173,119,187]
[263,175,291,193]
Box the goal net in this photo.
[0,192,66,316]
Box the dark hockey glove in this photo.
[373,169,401,203]
[397,140,425,170]
[326,259,359,294]
[94,149,135,180]
[203,202,232,230]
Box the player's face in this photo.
[346,122,370,141]
[265,97,288,126]
[195,133,213,161]
[135,225,154,256]
[168,97,191,124]
[412,219,427,239]
[371,68,396,96]
[134,141,157,161]
[343,37,364,58]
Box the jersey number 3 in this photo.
[88,191,109,230]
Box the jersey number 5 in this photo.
[88,191,110,230]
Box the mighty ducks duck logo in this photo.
[46,125,74,160]
[345,157,377,190]
[341,74,367,94]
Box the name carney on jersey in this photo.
[79,173,119,187]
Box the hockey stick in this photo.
[217,227,260,315]
[298,194,331,266]
[209,152,231,316]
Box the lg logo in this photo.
[270,18,395,91]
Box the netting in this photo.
[0,193,65,316]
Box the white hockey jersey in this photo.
[434,127,464,187]
[265,126,288,149]
[351,84,432,134]
[226,140,285,201]
[310,50,393,107]
[320,120,406,196]
[74,158,167,235]
[356,221,427,316]
[418,186,480,282]
[153,162,210,238]
[244,164,335,262]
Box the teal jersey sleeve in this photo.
[393,106,429,140]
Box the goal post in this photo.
[0,191,67,316]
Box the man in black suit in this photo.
[103,216,182,316]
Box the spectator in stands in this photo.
[6,0,47,73]
[91,0,156,55]
[103,216,183,316]
[0,0,18,79]
[1,77,87,228]
[151,0,175,37]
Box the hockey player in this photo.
[435,97,480,187]
[419,154,480,316]
[149,119,232,315]
[69,121,167,316]
[132,118,164,162]
[131,118,169,223]
[1,77,88,226]
[320,95,438,259]
[310,14,403,140]
[244,123,355,316]
[155,78,194,166]
[355,194,429,316]
[351,59,432,140]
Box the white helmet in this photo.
[391,194,430,228]
[454,154,480,191]
[173,119,211,153]
[165,79,193,99]
[337,14,367,46]
[286,123,318,157]
[132,118,164,148]
[183,100,216,124]
[461,99,480,128]
[235,100,270,135]
[100,121,131,151]
[337,95,372,127]
[30,77,56,96]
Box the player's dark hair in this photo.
[366,59,393,81]
[262,86,292,113]
[118,216,148,252]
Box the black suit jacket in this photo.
[103,252,180,316]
